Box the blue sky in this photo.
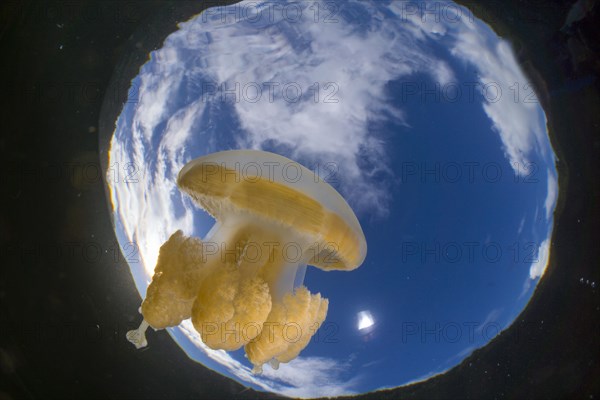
[107,0,558,397]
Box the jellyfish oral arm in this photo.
[126,319,149,349]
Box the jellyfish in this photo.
[127,150,367,373]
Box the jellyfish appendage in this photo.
[138,230,209,330]
[126,319,149,349]
[244,286,329,372]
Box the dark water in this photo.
[0,0,598,399]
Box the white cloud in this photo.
[259,356,361,398]
[475,308,503,334]
[529,239,551,280]
[519,237,552,299]
[545,171,558,220]
[136,64,184,145]
[109,61,200,274]
[519,277,532,299]
[517,216,526,235]
[400,368,448,388]
[177,320,360,398]
[452,33,546,175]
[455,345,476,359]
[441,345,477,369]
[167,0,458,217]
[398,2,548,176]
